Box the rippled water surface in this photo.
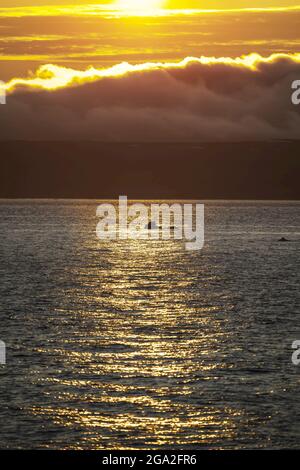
[0,200,299,449]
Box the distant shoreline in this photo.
[1,141,299,200]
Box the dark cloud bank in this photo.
[1,54,300,141]
[1,55,300,199]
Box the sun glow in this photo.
[115,0,164,13]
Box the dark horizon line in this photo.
[0,197,299,201]
[1,140,299,199]
[1,139,300,144]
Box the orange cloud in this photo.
[5,53,300,93]
[0,4,300,17]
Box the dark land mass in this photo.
[0,141,299,199]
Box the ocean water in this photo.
[0,200,299,450]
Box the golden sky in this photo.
[0,1,299,6]
[1,1,300,143]
[0,1,300,80]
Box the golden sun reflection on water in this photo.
[1,200,300,449]
[21,230,248,449]
[27,404,242,450]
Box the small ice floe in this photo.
[145,221,176,230]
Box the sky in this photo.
[0,1,300,141]
[1,1,300,80]
[0,1,299,6]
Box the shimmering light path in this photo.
[0,200,299,449]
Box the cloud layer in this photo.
[1,8,300,81]
[1,53,300,141]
